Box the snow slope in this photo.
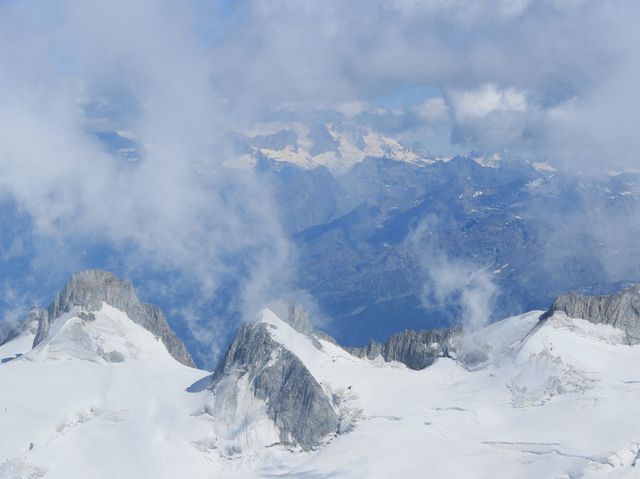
[249,309,640,478]
[0,304,218,479]
[0,322,36,365]
[2,305,640,478]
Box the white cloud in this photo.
[406,218,498,332]
[449,84,527,122]
[335,101,368,119]
[217,0,640,170]
[0,0,296,359]
[1,0,639,360]
[413,97,450,123]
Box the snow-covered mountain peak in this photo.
[261,301,317,337]
[31,270,194,367]
[209,307,346,452]
[257,307,316,347]
[25,303,181,364]
[0,307,209,479]
[3,282,640,477]
[255,308,354,379]
[468,149,503,168]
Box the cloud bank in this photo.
[0,0,638,363]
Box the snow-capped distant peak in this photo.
[607,167,640,176]
[532,160,557,173]
[469,150,502,168]
[240,122,436,172]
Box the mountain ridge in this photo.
[30,269,194,367]
[3,280,640,476]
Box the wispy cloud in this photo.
[0,0,638,364]
[406,218,498,332]
[0,1,295,363]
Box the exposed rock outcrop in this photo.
[542,284,640,344]
[211,313,339,451]
[267,300,326,347]
[348,326,460,370]
[33,270,195,367]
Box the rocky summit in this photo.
[542,283,640,344]
[211,306,340,451]
[32,270,195,367]
[348,326,460,370]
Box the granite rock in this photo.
[212,318,339,450]
[33,270,195,367]
[542,284,640,344]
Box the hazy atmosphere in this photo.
[2,0,638,364]
[1,3,640,477]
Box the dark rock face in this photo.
[543,284,640,344]
[33,270,195,367]
[212,320,339,450]
[349,327,460,370]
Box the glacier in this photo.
[1,272,640,478]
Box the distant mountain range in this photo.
[241,122,640,346]
[230,121,445,172]
[4,121,639,366]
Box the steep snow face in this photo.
[3,306,640,478]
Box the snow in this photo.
[28,304,176,364]
[532,161,557,173]
[607,168,640,176]
[0,305,219,479]
[525,178,545,190]
[210,370,281,456]
[470,152,501,168]
[254,309,640,477]
[492,262,510,274]
[237,122,513,173]
[2,305,640,478]
[0,327,35,364]
[241,122,434,172]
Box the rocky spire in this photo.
[348,326,460,370]
[33,270,195,367]
[542,284,640,344]
[211,310,339,450]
